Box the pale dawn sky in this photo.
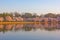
[0,0,60,14]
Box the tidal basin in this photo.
[0,23,60,40]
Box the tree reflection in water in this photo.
[0,23,60,33]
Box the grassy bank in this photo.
[0,22,58,24]
[0,22,41,24]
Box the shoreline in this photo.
[0,22,58,24]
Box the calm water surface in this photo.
[0,23,60,40]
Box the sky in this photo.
[0,0,60,14]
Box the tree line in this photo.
[0,12,60,18]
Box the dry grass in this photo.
[0,22,58,24]
[0,22,43,24]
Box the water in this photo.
[0,23,60,40]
